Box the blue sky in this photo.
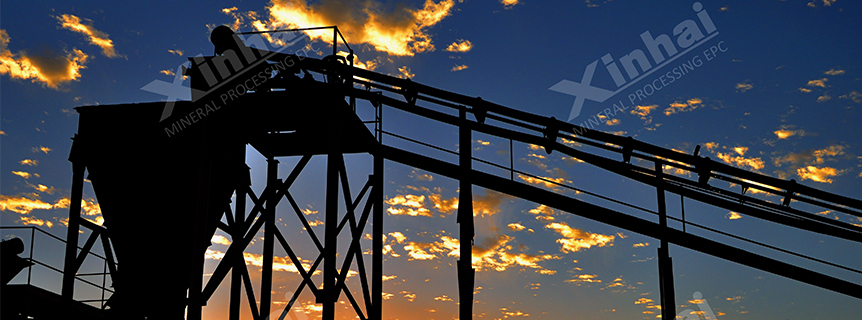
[2,1,862,319]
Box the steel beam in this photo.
[62,161,86,299]
[261,158,279,318]
[458,108,475,320]
[323,154,340,319]
[655,163,676,320]
[381,145,862,300]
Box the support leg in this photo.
[261,158,279,318]
[62,161,85,299]
[457,109,475,320]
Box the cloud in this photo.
[773,145,847,181]
[735,82,753,92]
[1,29,88,89]
[799,87,812,93]
[630,104,657,122]
[544,221,614,253]
[0,195,55,214]
[264,0,456,56]
[471,234,559,272]
[19,215,54,228]
[632,242,649,248]
[397,66,415,78]
[434,294,453,302]
[499,308,528,317]
[824,69,845,75]
[410,169,434,181]
[167,49,184,56]
[19,159,38,166]
[56,14,121,58]
[472,190,512,217]
[807,78,828,88]
[428,193,458,214]
[664,98,703,116]
[386,194,432,217]
[160,69,175,76]
[726,211,742,220]
[773,145,844,167]
[12,171,36,179]
[796,166,843,183]
[733,147,748,156]
[840,91,862,103]
[501,0,520,8]
[508,222,526,231]
[517,174,571,191]
[565,274,601,284]
[399,291,416,302]
[635,297,653,305]
[715,152,765,171]
[211,234,232,246]
[34,146,52,154]
[450,64,468,72]
[817,94,832,103]
[605,118,621,126]
[774,128,807,139]
[445,39,472,52]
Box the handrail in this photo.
[0,226,115,308]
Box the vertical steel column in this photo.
[189,143,214,320]
[655,163,676,319]
[62,160,85,299]
[261,158,279,318]
[323,154,340,319]
[230,164,250,320]
[372,154,384,319]
[458,108,475,320]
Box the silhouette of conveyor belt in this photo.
[265,49,862,299]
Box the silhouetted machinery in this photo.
[51,25,862,320]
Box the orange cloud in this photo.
[445,39,472,52]
[1,29,88,89]
[20,216,54,228]
[726,211,742,220]
[265,0,456,56]
[565,274,601,284]
[545,221,614,253]
[386,194,432,217]
[517,174,572,191]
[773,145,844,167]
[735,82,753,92]
[774,129,806,139]
[450,64,468,72]
[472,190,512,217]
[715,152,765,171]
[12,171,36,179]
[428,193,458,214]
[807,78,828,87]
[501,0,520,7]
[631,104,658,120]
[664,98,703,116]
[796,166,842,183]
[211,234,232,246]
[56,14,120,58]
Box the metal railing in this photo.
[1,226,115,309]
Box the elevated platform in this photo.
[0,284,106,320]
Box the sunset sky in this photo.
[2,1,862,319]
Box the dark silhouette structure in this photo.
[50,26,862,320]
